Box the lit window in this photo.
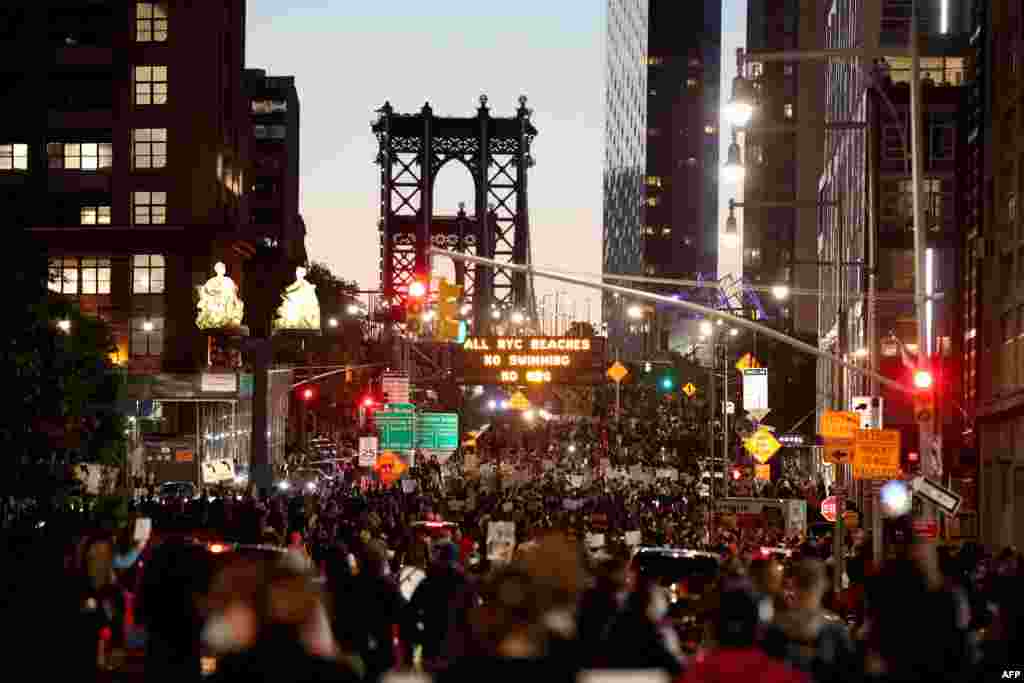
[646,56,664,66]
[133,128,167,169]
[647,128,663,137]
[133,191,167,225]
[646,196,660,207]
[48,143,112,170]
[704,125,716,134]
[251,100,288,114]
[135,3,168,42]
[0,144,28,171]
[132,254,166,294]
[686,77,698,88]
[80,206,111,225]
[48,257,80,294]
[131,316,165,357]
[80,257,111,295]
[253,125,286,139]
[134,66,168,105]
[645,176,662,187]
[784,103,794,119]
[749,62,764,78]
[661,227,672,236]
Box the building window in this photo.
[133,191,167,225]
[661,227,671,236]
[704,125,716,134]
[132,254,165,294]
[645,176,662,187]
[645,196,660,207]
[131,316,164,357]
[643,226,656,236]
[744,248,763,269]
[686,77,698,88]
[0,143,27,171]
[646,56,663,66]
[132,128,167,169]
[48,143,112,170]
[251,100,287,114]
[80,257,111,294]
[80,206,111,225]
[784,64,795,76]
[784,103,794,119]
[135,3,168,42]
[749,62,763,78]
[647,128,662,137]
[1010,193,1018,223]
[253,125,286,140]
[134,66,168,105]
[48,257,79,294]
[930,124,955,160]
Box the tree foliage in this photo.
[305,261,359,298]
[1,236,126,495]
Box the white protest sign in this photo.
[624,530,643,546]
[487,521,516,563]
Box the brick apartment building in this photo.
[0,1,303,482]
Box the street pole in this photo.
[615,349,621,422]
[722,342,730,498]
[709,358,717,496]
[909,0,935,522]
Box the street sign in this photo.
[910,476,962,516]
[742,367,768,411]
[820,411,860,440]
[682,382,697,398]
[735,352,762,372]
[820,495,838,523]
[416,412,459,453]
[912,520,939,539]
[376,410,415,451]
[823,442,853,464]
[852,429,902,480]
[779,433,805,446]
[374,451,408,485]
[851,396,884,429]
[744,427,782,464]
[509,391,530,411]
[607,361,629,383]
[382,373,410,405]
[357,436,378,467]
[754,463,771,480]
[384,403,416,413]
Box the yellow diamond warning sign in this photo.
[744,427,782,464]
[606,361,629,383]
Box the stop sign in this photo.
[820,495,838,523]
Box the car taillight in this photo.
[208,543,228,554]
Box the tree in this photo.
[0,236,126,497]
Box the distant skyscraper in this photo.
[645,0,721,281]
[603,0,648,354]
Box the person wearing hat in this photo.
[678,586,807,683]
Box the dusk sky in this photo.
[246,0,746,326]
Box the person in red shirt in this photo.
[678,584,807,683]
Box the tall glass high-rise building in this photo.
[603,0,648,354]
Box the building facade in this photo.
[970,0,1024,550]
[604,0,648,356]
[0,1,301,485]
[644,0,721,282]
[743,0,824,336]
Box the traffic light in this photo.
[731,466,742,481]
[660,375,674,391]
[362,396,377,408]
[644,362,652,373]
[436,278,463,341]
[912,367,936,426]
[405,279,427,334]
[299,386,316,402]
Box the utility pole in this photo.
[722,341,730,498]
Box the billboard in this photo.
[458,336,606,385]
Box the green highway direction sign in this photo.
[376,410,416,451]
[416,412,459,452]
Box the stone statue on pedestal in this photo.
[196,261,245,330]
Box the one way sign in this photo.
[910,476,962,516]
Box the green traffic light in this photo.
[661,377,673,390]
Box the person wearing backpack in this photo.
[762,559,859,683]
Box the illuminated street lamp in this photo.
[699,320,714,337]
[627,304,644,319]
[511,311,525,325]
[725,72,755,127]
[772,284,790,301]
[722,202,740,248]
[722,133,745,183]
[142,319,155,332]
[57,319,71,333]
[346,304,361,315]
[327,317,339,328]
[729,328,739,337]
[491,309,501,320]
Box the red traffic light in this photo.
[408,280,427,299]
[301,387,315,401]
[362,397,376,408]
[913,369,934,390]
[731,467,742,481]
